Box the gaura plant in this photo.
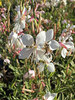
[7,1,75,99]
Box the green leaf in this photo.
[9,64,15,71]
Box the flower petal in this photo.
[47,63,55,72]
[14,23,23,33]
[47,93,57,100]
[36,31,46,46]
[22,7,26,15]
[35,48,45,62]
[64,42,74,49]
[49,40,60,50]
[21,34,34,46]
[29,70,35,78]
[21,20,25,29]
[43,92,51,100]
[44,92,57,100]
[19,48,34,59]
[37,63,45,73]
[15,5,21,20]
[42,54,52,63]
[61,48,67,58]
[46,29,54,42]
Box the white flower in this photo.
[13,23,23,34]
[43,92,57,100]
[62,0,67,6]
[8,31,25,50]
[37,54,55,73]
[4,59,10,64]
[19,31,45,61]
[44,29,60,51]
[29,70,35,78]
[19,29,59,61]
[59,33,74,58]
[23,70,35,79]
[51,0,60,6]
[14,5,26,33]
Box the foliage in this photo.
[0,0,75,100]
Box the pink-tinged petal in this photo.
[72,30,75,34]
[29,70,35,78]
[1,14,6,19]
[59,42,67,49]
[64,42,74,49]
[35,3,40,12]
[41,81,45,87]
[18,31,24,36]
[17,49,22,54]
[29,16,34,22]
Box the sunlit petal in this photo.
[49,40,60,50]
[36,31,46,45]
[46,29,54,42]
[21,34,34,46]
[64,42,74,49]
[37,63,45,73]
[47,63,55,72]
[19,48,34,59]
[61,48,67,58]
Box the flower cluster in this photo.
[7,2,75,100]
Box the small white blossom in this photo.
[37,54,55,73]
[29,70,35,78]
[43,92,57,100]
[19,31,45,61]
[8,31,25,50]
[4,58,10,64]
[14,5,26,33]
[59,33,74,58]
